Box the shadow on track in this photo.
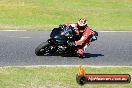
[83,53,104,58]
[40,53,104,58]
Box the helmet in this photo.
[77,18,87,26]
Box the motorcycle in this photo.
[35,24,98,58]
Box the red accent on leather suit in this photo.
[66,22,93,56]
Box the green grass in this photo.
[0,0,132,31]
[0,66,132,88]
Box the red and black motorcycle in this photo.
[35,24,98,58]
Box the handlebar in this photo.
[59,24,76,37]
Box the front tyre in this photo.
[35,42,51,56]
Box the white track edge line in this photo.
[1,65,132,68]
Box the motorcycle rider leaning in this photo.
[66,18,94,57]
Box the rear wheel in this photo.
[35,42,52,56]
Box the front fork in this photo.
[47,39,58,54]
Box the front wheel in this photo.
[35,42,51,56]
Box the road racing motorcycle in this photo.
[35,24,98,58]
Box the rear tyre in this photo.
[35,42,51,56]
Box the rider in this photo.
[66,18,94,57]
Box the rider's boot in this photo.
[77,49,84,58]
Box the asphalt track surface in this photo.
[0,31,132,66]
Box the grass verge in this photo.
[0,0,132,31]
[0,66,132,88]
